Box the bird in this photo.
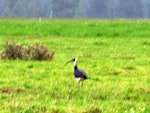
[65,58,88,86]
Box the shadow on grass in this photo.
[0,87,25,94]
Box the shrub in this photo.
[0,42,28,60]
[0,42,54,61]
[27,43,55,61]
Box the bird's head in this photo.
[64,58,77,66]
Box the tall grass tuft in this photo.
[0,42,27,60]
[0,42,55,61]
[27,43,55,61]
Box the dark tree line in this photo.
[52,0,79,18]
[0,0,150,18]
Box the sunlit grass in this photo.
[0,19,150,113]
[0,19,150,37]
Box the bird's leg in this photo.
[81,81,83,86]
[79,81,83,87]
[78,80,83,88]
[78,80,80,86]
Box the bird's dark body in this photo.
[74,66,88,79]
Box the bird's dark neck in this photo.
[74,65,78,70]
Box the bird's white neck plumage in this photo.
[74,58,77,67]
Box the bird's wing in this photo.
[74,69,88,79]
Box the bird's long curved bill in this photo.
[64,60,73,66]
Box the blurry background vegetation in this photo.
[0,0,150,18]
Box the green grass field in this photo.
[0,19,150,113]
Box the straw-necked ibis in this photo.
[65,58,88,86]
